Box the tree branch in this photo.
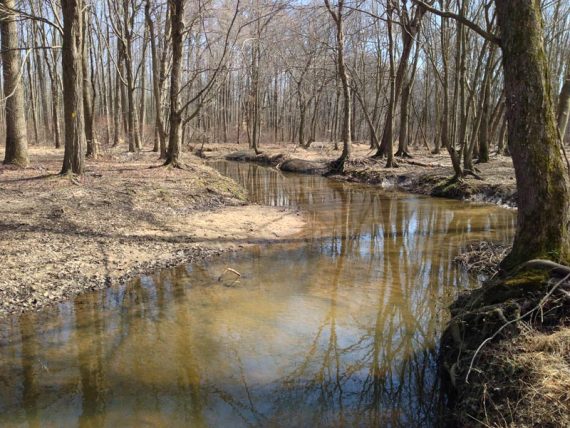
[411,0,501,46]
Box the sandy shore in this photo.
[0,146,304,318]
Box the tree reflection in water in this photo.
[0,162,515,427]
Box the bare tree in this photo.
[1,0,29,167]
[324,0,352,173]
[61,0,86,175]
[495,0,570,269]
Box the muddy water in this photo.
[0,162,515,427]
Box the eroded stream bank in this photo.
[0,161,515,427]
[204,143,518,207]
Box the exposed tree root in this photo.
[385,159,399,168]
[327,157,346,175]
[516,259,570,277]
[440,257,570,427]
[370,150,385,159]
[147,158,188,170]
[462,169,483,180]
[163,160,187,170]
[395,149,413,158]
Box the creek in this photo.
[0,161,515,427]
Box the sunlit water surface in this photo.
[0,161,515,427]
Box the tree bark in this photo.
[165,0,184,167]
[496,0,570,269]
[145,0,167,154]
[557,67,570,140]
[384,0,396,167]
[325,0,351,173]
[61,0,86,175]
[83,8,97,158]
[1,0,29,167]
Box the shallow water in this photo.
[0,161,515,427]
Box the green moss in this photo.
[431,176,472,199]
[503,269,549,288]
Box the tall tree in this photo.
[83,5,97,158]
[558,65,570,140]
[324,0,352,173]
[414,0,570,268]
[1,0,29,167]
[61,0,86,175]
[165,0,184,167]
[495,0,570,269]
[145,0,168,157]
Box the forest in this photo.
[0,0,569,427]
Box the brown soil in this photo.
[0,146,304,318]
[198,141,518,207]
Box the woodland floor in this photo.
[199,141,518,207]
[0,146,304,318]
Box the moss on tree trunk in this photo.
[496,0,570,271]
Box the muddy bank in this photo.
[224,149,286,166]
[210,143,517,207]
[446,247,570,426]
[339,161,517,207]
[279,158,330,174]
[0,147,304,318]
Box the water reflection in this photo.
[0,162,515,427]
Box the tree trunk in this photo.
[396,41,420,159]
[145,0,166,154]
[496,0,570,269]
[477,77,490,163]
[375,3,425,158]
[396,82,411,158]
[113,35,122,147]
[440,1,462,178]
[557,68,570,140]
[298,96,306,147]
[61,0,86,175]
[165,0,184,167]
[325,0,351,173]
[25,50,40,145]
[384,0,396,168]
[139,26,147,148]
[83,9,96,158]
[1,0,29,167]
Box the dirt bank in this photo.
[447,245,570,427]
[197,142,517,207]
[0,147,304,318]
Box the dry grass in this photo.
[471,327,570,428]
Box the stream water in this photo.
[0,161,515,427]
